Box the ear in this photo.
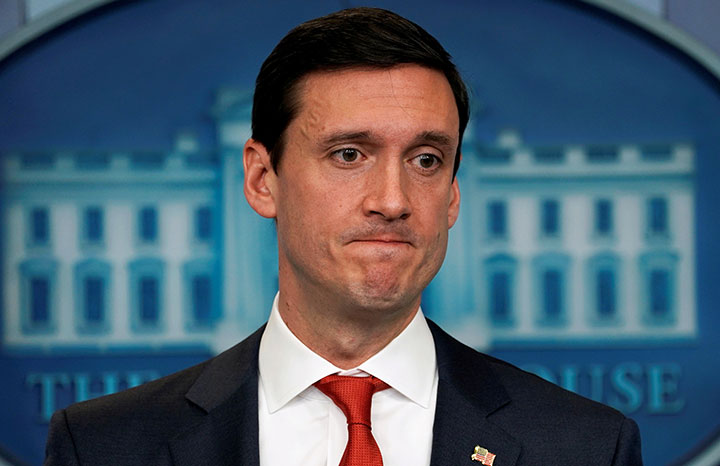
[243,138,278,219]
[448,154,461,228]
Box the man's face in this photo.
[253,65,460,316]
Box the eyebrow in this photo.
[319,131,373,147]
[411,131,456,151]
[318,130,456,151]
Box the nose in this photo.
[362,160,412,221]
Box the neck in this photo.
[276,289,419,370]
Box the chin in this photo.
[345,278,418,313]
[337,262,435,313]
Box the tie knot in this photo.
[315,374,390,426]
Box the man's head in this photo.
[244,8,465,341]
[251,7,469,177]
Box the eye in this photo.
[412,153,441,170]
[332,148,361,163]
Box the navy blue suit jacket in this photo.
[45,320,643,465]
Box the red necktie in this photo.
[315,374,390,466]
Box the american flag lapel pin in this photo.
[471,445,496,465]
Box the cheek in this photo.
[416,198,452,256]
[420,193,452,228]
[280,181,349,243]
[305,175,357,220]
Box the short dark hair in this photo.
[251,7,469,177]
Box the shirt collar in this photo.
[258,293,437,413]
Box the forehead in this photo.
[291,65,459,142]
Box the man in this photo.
[45,7,643,466]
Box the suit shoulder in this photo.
[46,358,212,465]
[46,329,264,464]
[429,319,626,424]
[63,356,211,430]
[62,326,263,423]
[483,354,643,464]
[63,330,258,435]
[484,353,625,422]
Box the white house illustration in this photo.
[428,127,696,347]
[1,90,697,354]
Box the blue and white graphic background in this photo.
[1,1,719,465]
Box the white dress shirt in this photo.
[258,293,438,466]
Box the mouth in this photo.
[351,236,412,245]
[348,239,413,253]
[341,225,417,248]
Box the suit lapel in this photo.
[428,320,522,466]
[169,326,265,466]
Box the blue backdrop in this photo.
[1,1,719,465]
